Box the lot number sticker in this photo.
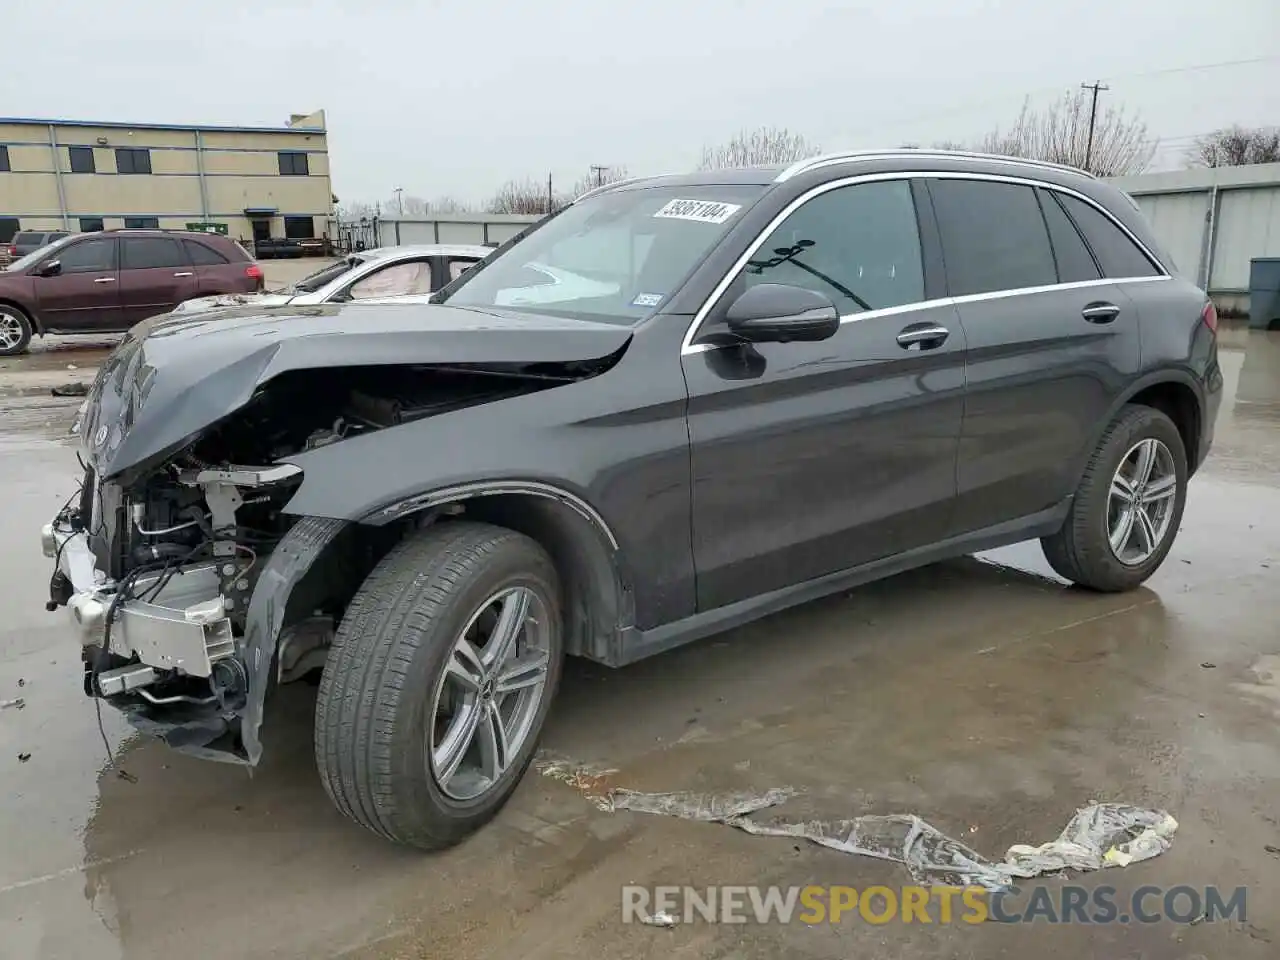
[653,199,742,225]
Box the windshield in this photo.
[4,233,78,273]
[291,254,368,293]
[441,184,766,324]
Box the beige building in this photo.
[0,109,332,249]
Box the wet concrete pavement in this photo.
[1,327,1278,959]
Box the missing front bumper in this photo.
[43,522,236,684]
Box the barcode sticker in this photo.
[653,199,742,225]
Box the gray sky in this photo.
[7,0,1278,206]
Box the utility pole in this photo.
[1081,81,1109,174]
[393,187,404,217]
[547,172,553,214]
[589,164,609,188]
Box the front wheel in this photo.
[314,521,563,848]
[0,305,33,356]
[1041,404,1187,592]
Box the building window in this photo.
[0,146,9,172]
[283,216,316,239]
[0,218,19,243]
[68,146,96,173]
[79,217,105,232]
[124,216,160,229]
[116,148,152,175]
[278,151,309,176]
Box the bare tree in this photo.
[698,127,820,169]
[335,201,377,222]
[962,91,1156,176]
[568,165,630,199]
[1188,126,1280,168]
[487,177,558,215]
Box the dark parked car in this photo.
[43,150,1221,849]
[7,230,72,259]
[0,229,263,355]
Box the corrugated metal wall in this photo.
[1110,162,1280,298]
[375,214,539,249]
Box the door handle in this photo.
[173,271,194,278]
[896,323,949,350]
[1082,301,1120,323]
[93,277,115,283]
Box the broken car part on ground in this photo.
[42,151,1220,849]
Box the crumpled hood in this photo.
[169,291,295,314]
[78,301,632,482]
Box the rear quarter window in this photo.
[1055,194,1161,280]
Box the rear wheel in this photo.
[0,305,33,356]
[314,521,563,848]
[1042,404,1187,591]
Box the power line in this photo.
[838,54,1280,142]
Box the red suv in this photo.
[0,229,264,356]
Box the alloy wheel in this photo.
[0,312,24,351]
[428,585,552,801]
[1107,437,1178,566]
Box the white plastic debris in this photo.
[536,758,1178,891]
[640,910,678,928]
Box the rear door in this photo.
[929,176,1142,536]
[683,177,966,609]
[118,236,199,324]
[31,235,122,332]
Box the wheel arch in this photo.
[0,297,38,335]
[376,483,633,665]
[1078,371,1206,485]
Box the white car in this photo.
[364,262,620,308]
[169,243,493,314]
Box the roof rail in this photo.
[571,175,652,203]
[775,149,1098,182]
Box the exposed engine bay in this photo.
[47,357,617,760]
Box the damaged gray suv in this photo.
[44,150,1222,848]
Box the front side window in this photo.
[348,260,433,299]
[121,237,185,270]
[737,180,925,316]
[54,237,115,273]
[443,185,766,324]
[1056,194,1161,279]
[293,255,365,293]
[929,179,1056,297]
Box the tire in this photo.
[315,520,563,849]
[1041,404,1187,592]
[0,304,33,357]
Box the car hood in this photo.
[169,291,295,314]
[77,301,633,481]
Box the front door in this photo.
[31,235,122,333]
[118,236,199,325]
[682,177,966,611]
[925,177,1144,535]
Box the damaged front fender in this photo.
[240,516,350,766]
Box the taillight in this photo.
[6,245,14,257]
[1201,301,1218,334]
[245,263,263,281]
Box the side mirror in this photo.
[724,283,840,343]
[35,260,62,278]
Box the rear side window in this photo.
[929,179,1056,297]
[1055,194,1160,279]
[741,179,925,315]
[14,232,43,245]
[1037,189,1100,283]
[122,237,186,270]
[184,239,229,265]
